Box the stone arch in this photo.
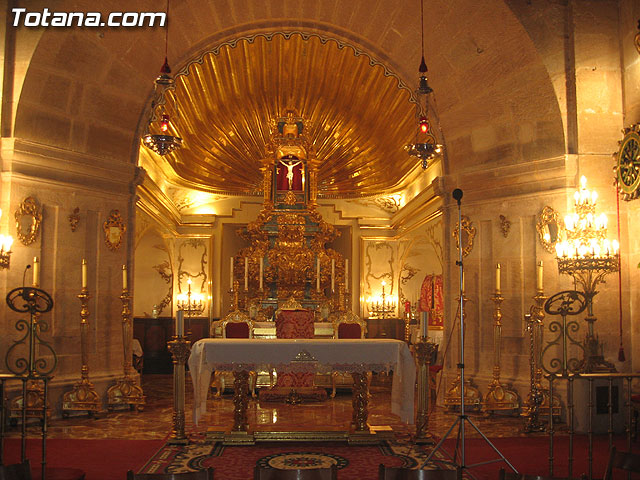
[12,0,565,178]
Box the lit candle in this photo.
[316,257,320,292]
[259,257,264,290]
[244,257,248,291]
[495,263,501,293]
[33,256,40,287]
[537,260,543,291]
[176,309,184,337]
[331,259,335,292]
[122,264,127,290]
[81,258,87,289]
[461,271,465,293]
[230,257,234,289]
[345,259,349,292]
[421,311,428,338]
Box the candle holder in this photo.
[482,291,519,416]
[176,279,205,317]
[106,288,145,412]
[367,282,396,319]
[522,289,561,431]
[444,294,481,411]
[414,336,437,443]
[167,335,191,444]
[62,287,101,417]
[5,287,57,423]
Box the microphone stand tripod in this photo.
[422,189,517,476]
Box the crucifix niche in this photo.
[266,109,317,209]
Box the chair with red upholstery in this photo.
[211,310,256,397]
[331,311,368,398]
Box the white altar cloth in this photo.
[189,338,416,424]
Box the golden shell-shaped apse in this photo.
[145,32,421,197]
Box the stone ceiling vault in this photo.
[12,0,565,197]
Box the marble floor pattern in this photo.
[4,375,546,441]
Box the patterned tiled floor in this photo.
[5,375,540,440]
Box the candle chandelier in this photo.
[142,0,182,156]
[404,0,443,169]
[554,175,619,373]
[367,281,397,319]
[176,278,205,317]
[555,176,619,286]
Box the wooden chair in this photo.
[603,446,640,480]
[331,312,368,398]
[212,310,257,397]
[0,460,32,480]
[253,464,337,480]
[379,465,461,480]
[126,468,214,480]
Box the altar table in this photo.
[189,338,416,426]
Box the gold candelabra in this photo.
[555,175,619,373]
[176,278,205,317]
[414,336,437,443]
[106,286,145,411]
[483,290,519,415]
[367,281,396,319]
[62,287,101,417]
[167,325,191,444]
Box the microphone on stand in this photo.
[23,264,32,287]
[452,188,463,204]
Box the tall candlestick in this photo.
[316,257,320,292]
[420,311,428,338]
[33,256,40,287]
[176,309,184,337]
[331,259,335,292]
[244,257,248,291]
[259,257,264,290]
[230,257,234,289]
[496,263,501,292]
[122,264,127,290]
[82,259,87,289]
[536,260,543,291]
[345,259,349,293]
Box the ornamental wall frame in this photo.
[15,196,42,246]
[103,210,126,251]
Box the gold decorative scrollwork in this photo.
[452,215,476,258]
[103,210,126,251]
[69,207,80,232]
[536,206,563,254]
[15,197,42,246]
[499,215,511,238]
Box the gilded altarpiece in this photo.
[232,111,345,313]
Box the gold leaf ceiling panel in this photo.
[148,32,421,197]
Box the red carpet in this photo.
[3,438,165,480]
[438,435,640,479]
[141,441,414,479]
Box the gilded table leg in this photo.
[352,372,369,432]
[232,370,250,432]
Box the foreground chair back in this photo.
[254,465,338,480]
[603,446,640,480]
[379,465,461,480]
[126,468,214,480]
[0,460,32,480]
